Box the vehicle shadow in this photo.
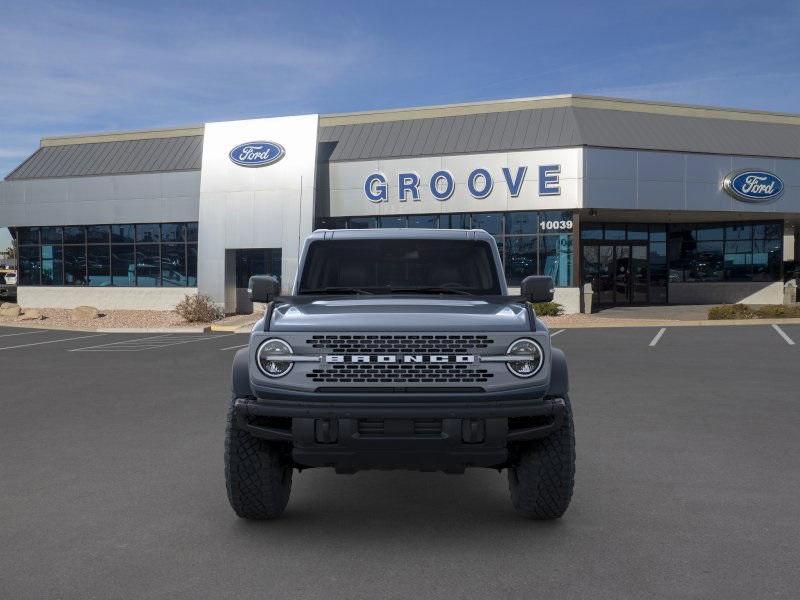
[226,468,572,544]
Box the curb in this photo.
[545,317,800,329]
[209,324,244,332]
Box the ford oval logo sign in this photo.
[229,141,285,167]
[723,169,784,203]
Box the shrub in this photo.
[531,301,564,317]
[707,304,757,320]
[175,294,223,323]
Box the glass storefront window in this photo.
[316,217,347,229]
[506,212,537,235]
[348,216,377,229]
[87,245,111,286]
[648,224,667,242]
[19,246,40,285]
[41,245,63,286]
[627,225,648,240]
[407,215,438,228]
[187,245,198,286]
[111,224,135,243]
[136,223,161,243]
[111,245,136,287]
[753,222,782,239]
[667,220,782,283]
[604,224,626,240]
[17,227,40,245]
[695,225,723,241]
[186,222,199,242]
[63,246,87,285]
[539,235,573,287]
[161,223,186,242]
[379,216,407,228]
[41,227,63,244]
[86,225,109,244]
[136,245,160,286]
[440,214,470,229]
[471,213,503,235]
[15,222,198,288]
[581,223,603,240]
[725,224,752,240]
[161,244,187,286]
[63,226,85,244]
[505,236,536,286]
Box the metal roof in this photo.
[6,135,203,180]
[7,94,800,180]
[319,106,800,161]
[319,107,582,161]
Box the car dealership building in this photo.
[1,94,798,314]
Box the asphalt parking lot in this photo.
[1,324,799,599]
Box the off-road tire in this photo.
[225,398,293,519]
[508,395,575,519]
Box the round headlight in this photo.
[256,338,293,378]
[506,338,544,378]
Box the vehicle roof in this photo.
[309,228,496,242]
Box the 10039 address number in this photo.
[539,220,573,232]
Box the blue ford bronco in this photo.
[226,228,575,519]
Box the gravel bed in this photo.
[0,308,221,330]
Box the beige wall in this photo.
[668,281,784,305]
[17,287,197,311]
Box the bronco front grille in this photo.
[307,363,493,384]
[306,334,493,354]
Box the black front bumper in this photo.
[233,396,565,472]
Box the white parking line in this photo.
[649,328,667,347]
[771,324,796,346]
[220,344,249,351]
[550,329,565,337]
[70,333,237,352]
[67,334,173,351]
[0,333,105,351]
[0,330,49,339]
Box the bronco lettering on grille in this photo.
[325,354,475,364]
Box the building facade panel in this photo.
[3,94,800,314]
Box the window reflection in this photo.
[15,223,198,288]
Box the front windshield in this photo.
[297,238,502,295]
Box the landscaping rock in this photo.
[0,302,19,309]
[0,305,22,318]
[72,305,100,320]
[17,309,43,321]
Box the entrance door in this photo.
[234,249,282,314]
[583,243,648,305]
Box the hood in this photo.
[269,296,531,332]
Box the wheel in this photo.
[508,395,576,519]
[224,398,293,519]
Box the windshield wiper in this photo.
[388,286,474,296]
[299,287,375,295]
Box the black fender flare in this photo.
[546,347,569,397]
[231,347,253,398]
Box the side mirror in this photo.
[520,275,555,303]
[248,275,280,303]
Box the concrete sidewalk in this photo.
[592,304,713,321]
[541,304,800,328]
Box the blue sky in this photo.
[1,0,800,249]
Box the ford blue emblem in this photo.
[229,141,285,167]
[723,169,784,203]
